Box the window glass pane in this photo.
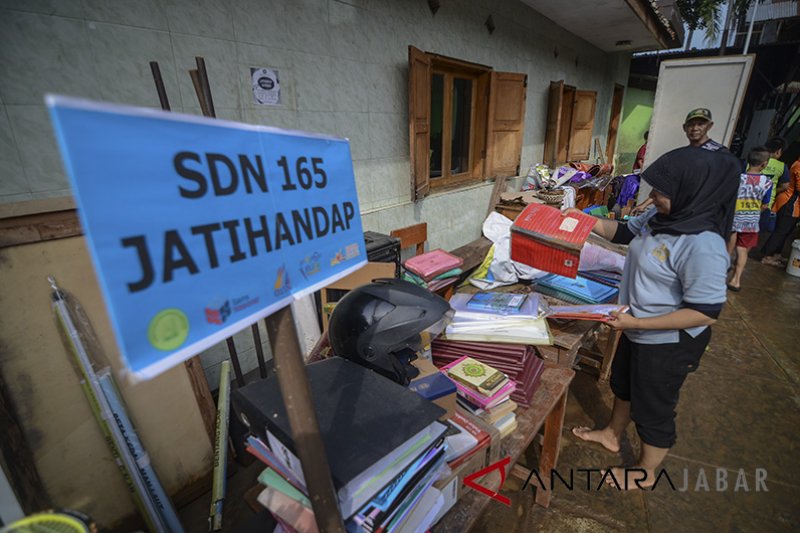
[430,73,444,178]
[451,77,472,174]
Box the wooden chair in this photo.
[391,222,427,257]
[320,262,396,330]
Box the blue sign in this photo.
[47,96,366,379]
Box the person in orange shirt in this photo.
[761,158,800,266]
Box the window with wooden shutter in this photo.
[567,90,597,161]
[485,72,527,178]
[542,80,564,168]
[408,46,431,200]
[407,48,527,197]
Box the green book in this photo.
[258,468,310,508]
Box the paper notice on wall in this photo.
[251,67,281,105]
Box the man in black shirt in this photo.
[683,107,728,151]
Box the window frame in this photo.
[408,46,527,201]
[429,66,481,190]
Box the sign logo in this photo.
[463,456,512,506]
[299,252,321,280]
[274,265,291,296]
[205,299,231,325]
[148,308,189,351]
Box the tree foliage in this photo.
[676,0,755,42]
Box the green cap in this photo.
[685,108,712,123]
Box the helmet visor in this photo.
[418,308,455,348]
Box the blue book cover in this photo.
[409,372,457,401]
[537,274,618,304]
[465,292,528,315]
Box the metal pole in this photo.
[743,0,760,55]
[264,307,345,533]
[209,361,231,531]
[719,0,735,55]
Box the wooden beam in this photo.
[183,355,217,447]
[0,209,82,248]
[265,306,345,533]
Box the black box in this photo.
[364,230,401,277]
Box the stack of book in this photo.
[233,358,449,533]
[443,292,552,345]
[431,340,544,407]
[402,249,463,292]
[534,273,618,304]
[439,356,519,438]
[577,269,622,288]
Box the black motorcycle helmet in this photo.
[328,278,454,385]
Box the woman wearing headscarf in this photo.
[567,144,741,489]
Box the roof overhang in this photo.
[521,0,682,52]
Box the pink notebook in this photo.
[404,249,464,281]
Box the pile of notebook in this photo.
[577,270,623,288]
[401,249,463,292]
[431,340,544,407]
[534,273,618,304]
[233,358,450,533]
[442,292,552,345]
[439,356,519,438]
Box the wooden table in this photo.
[433,365,574,532]
[538,318,622,381]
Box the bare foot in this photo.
[601,466,655,490]
[571,426,621,453]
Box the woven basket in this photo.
[535,189,565,205]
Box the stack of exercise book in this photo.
[431,340,544,407]
[439,356,519,438]
[442,292,552,345]
[401,249,463,292]
[576,270,623,289]
[534,273,618,304]
[233,358,449,533]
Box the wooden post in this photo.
[535,389,567,508]
[264,306,345,533]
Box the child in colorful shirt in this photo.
[727,147,773,291]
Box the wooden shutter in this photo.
[408,46,431,200]
[567,90,596,161]
[542,80,564,168]
[605,84,625,163]
[485,72,527,178]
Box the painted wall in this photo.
[617,87,655,173]
[0,0,631,383]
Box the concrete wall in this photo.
[0,0,631,380]
[617,86,655,173]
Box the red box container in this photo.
[510,203,595,278]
